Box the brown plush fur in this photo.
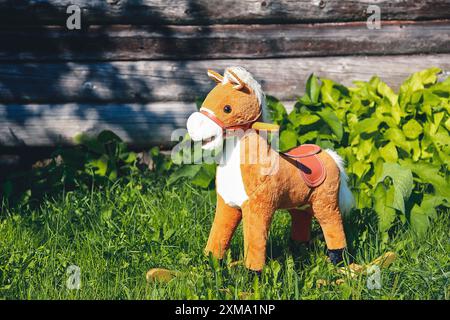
[202,82,262,125]
[200,70,347,271]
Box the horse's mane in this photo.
[222,66,270,123]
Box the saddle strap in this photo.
[283,144,327,188]
[296,154,327,188]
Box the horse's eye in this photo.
[223,105,232,113]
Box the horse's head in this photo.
[187,66,267,150]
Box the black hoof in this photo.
[327,248,346,266]
[248,269,262,278]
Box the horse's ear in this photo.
[207,69,224,84]
[227,70,245,90]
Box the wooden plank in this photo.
[1,21,449,61]
[0,102,197,147]
[0,101,299,147]
[1,54,449,103]
[0,0,449,25]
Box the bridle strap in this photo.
[199,109,226,129]
[199,108,262,132]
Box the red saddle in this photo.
[283,144,326,188]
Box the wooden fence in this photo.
[0,0,450,148]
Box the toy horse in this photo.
[186,67,354,271]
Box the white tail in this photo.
[325,149,355,216]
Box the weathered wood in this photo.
[1,21,449,61]
[0,0,449,25]
[0,101,298,147]
[1,55,449,103]
[0,102,197,147]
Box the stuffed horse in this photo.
[186,66,355,271]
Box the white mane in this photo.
[222,66,270,123]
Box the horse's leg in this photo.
[205,194,242,259]
[241,198,275,271]
[288,207,313,243]
[311,200,347,265]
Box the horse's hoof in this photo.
[327,248,346,266]
[248,269,262,278]
[146,268,177,283]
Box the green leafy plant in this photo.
[73,130,138,180]
[167,97,217,189]
[168,134,216,189]
[268,68,449,236]
[1,130,139,204]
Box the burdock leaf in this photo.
[377,163,413,214]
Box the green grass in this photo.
[0,173,449,300]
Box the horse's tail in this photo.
[325,149,355,216]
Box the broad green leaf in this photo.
[373,183,397,232]
[168,165,202,185]
[350,161,370,179]
[372,157,385,183]
[399,67,441,108]
[305,73,321,105]
[400,160,450,198]
[354,138,373,161]
[108,169,118,180]
[377,163,413,214]
[410,90,424,106]
[74,133,106,155]
[346,113,359,128]
[419,193,446,219]
[445,117,450,131]
[279,129,298,151]
[434,112,445,130]
[97,130,122,144]
[422,91,442,109]
[379,142,398,162]
[376,99,402,125]
[409,139,421,161]
[417,67,442,84]
[349,118,380,142]
[383,128,411,152]
[377,81,398,106]
[191,165,216,188]
[317,109,343,141]
[89,155,108,176]
[410,203,430,236]
[120,151,137,164]
[316,139,335,150]
[298,131,319,144]
[403,119,423,139]
[423,112,445,139]
[266,96,287,124]
[369,76,381,89]
[299,114,321,125]
[288,111,320,127]
[321,78,341,108]
[355,187,372,209]
[408,193,444,236]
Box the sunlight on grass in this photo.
[0,173,449,299]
